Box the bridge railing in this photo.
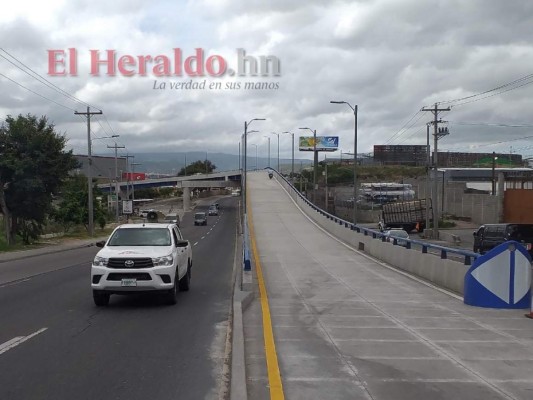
[269,168,479,266]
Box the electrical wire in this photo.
[0,72,77,111]
[384,110,423,144]
[449,121,533,128]
[437,72,533,106]
[0,48,100,110]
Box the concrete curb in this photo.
[0,238,107,264]
[231,290,254,400]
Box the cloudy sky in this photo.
[2,0,533,162]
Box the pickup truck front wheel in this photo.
[165,275,178,305]
[179,262,191,292]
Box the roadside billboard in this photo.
[299,136,339,152]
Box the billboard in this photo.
[299,136,339,152]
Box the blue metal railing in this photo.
[268,168,480,266]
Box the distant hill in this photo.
[111,152,312,175]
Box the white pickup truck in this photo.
[91,222,193,306]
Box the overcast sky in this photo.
[2,0,533,162]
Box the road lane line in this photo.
[0,337,24,353]
[0,327,48,355]
[201,236,205,240]
[247,196,285,400]
[194,242,198,246]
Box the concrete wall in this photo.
[276,176,468,295]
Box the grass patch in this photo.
[0,224,116,253]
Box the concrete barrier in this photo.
[276,175,468,295]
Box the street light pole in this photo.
[299,127,318,204]
[271,132,280,172]
[243,119,265,215]
[263,136,271,168]
[282,131,295,179]
[330,100,358,224]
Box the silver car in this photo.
[384,229,410,247]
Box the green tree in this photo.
[0,114,78,244]
[51,175,107,233]
[178,160,216,175]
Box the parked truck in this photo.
[378,199,432,233]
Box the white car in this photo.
[91,223,192,306]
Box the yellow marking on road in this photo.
[247,195,285,400]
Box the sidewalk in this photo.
[0,237,107,263]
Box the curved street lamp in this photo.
[330,100,358,224]
[282,131,295,179]
[243,119,266,214]
[299,127,317,203]
[270,132,280,172]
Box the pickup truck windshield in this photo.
[107,228,171,246]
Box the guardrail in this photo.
[268,168,479,266]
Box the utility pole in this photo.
[125,154,135,200]
[74,106,102,236]
[492,151,498,195]
[421,103,450,238]
[425,123,431,233]
[325,154,328,211]
[131,161,142,206]
[108,142,125,223]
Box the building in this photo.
[374,145,427,166]
[74,155,128,183]
[373,145,523,167]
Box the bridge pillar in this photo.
[183,187,191,211]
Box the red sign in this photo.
[122,172,146,181]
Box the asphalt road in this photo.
[0,196,238,400]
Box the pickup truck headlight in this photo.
[93,256,108,267]
[153,254,173,267]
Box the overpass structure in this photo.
[240,170,533,400]
[97,169,241,210]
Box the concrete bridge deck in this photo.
[243,170,533,400]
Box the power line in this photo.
[0,72,76,111]
[383,110,423,144]
[449,121,533,128]
[437,72,533,106]
[0,48,97,109]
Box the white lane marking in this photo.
[201,236,205,240]
[207,231,211,235]
[0,327,48,355]
[193,242,199,246]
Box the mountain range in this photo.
[102,152,313,175]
